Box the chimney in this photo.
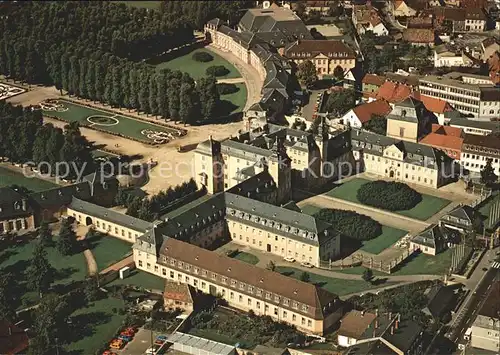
[209,135,212,141]
[391,325,394,335]
[396,314,400,329]
[22,199,27,211]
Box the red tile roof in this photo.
[362,73,386,86]
[419,125,464,157]
[338,310,377,339]
[0,320,29,355]
[284,40,356,59]
[418,95,454,114]
[430,123,463,137]
[402,28,435,44]
[353,99,392,124]
[375,81,413,103]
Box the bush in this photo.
[192,51,214,62]
[314,208,382,241]
[357,180,422,211]
[217,83,239,95]
[206,65,229,77]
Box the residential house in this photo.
[282,39,357,78]
[460,134,500,178]
[419,124,464,160]
[0,319,29,355]
[393,0,417,17]
[422,284,457,320]
[471,281,500,352]
[439,204,477,234]
[410,224,446,255]
[339,99,392,128]
[303,1,335,15]
[351,129,454,188]
[362,74,386,94]
[0,187,34,234]
[386,97,438,142]
[343,66,363,91]
[338,310,378,347]
[375,80,415,106]
[432,7,487,33]
[449,117,500,136]
[418,95,459,125]
[163,281,196,313]
[352,3,389,36]
[402,28,436,47]
[481,38,500,62]
[433,44,476,68]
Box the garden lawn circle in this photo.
[87,115,120,126]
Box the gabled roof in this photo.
[402,28,435,44]
[362,73,386,86]
[29,182,92,209]
[419,132,464,153]
[164,281,194,304]
[195,136,221,156]
[418,95,454,114]
[445,205,476,223]
[478,281,500,319]
[0,187,32,220]
[376,81,413,103]
[351,100,392,124]
[283,40,356,59]
[411,224,443,248]
[338,310,377,339]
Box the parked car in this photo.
[301,262,314,268]
[118,334,132,342]
[156,335,168,342]
[284,257,295,263]
[102,351,117,355]
[109,339,124,350]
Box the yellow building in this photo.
[133,229,344,335]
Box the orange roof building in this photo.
[349,99,392,125]
[419,124,464,160]
[375,81,414,104]
[418,95,455,115]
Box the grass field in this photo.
[231,251,259,265]
[391,248,452,275]
[275,266,392,296]
[109,270,165,290]
[0,239,87,309]
[325,178,451,220]
[65,296,126,355]
[0,166,58,192]
[219,83,247,115]
[113,1,161,9]
[154,48,242,80]
[42,100,178,144]
[300,203,408,255]
[87,235,132,271]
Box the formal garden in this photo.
[325,178,451,220]
[0,166,58,192]
[227,250,260,265]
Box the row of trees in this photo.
[115,178,198,221]
[0,101,93,175]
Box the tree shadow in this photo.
[314,281,327,288]
[371,278,388,286]
[54,266,80,282]
[280,271,295,277]
[0,249,18,264]
[64,311,113,345]
[146,41,206,65]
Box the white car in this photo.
[284,257,295,263]
[301,262,314,268]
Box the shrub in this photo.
[357,180,422,211]
[192,51,214,62]
[216,83,239,95]
[206,65,229,77]
[314,208,382,241]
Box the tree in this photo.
[297,60,317,88]
[480,159,498,185]
[324,89,356,117]
[38,221,52,246]
[26,243,54,298]
[56,219,78,256]
[314,208,382,241]
[266,260,276,271]
[84,276,101,303]
[295,0,306,18]
[357,180,422,211]
[206,65,229,77]
[0,271,16,322]
[362,268,373,282]
[179,75,199,125]
[192,51,213,62]
[333,65,344,80]
[363,114,387,135]
[300,271,310,282]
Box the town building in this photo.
[470,281,500,352]
[163,281,196,313]
[431,7,487,33]
[417,95,459,125]
[439,204,477,234]
[460,134,500,178]
[362,74,386,94]
[0,187,34,234]
[419,124,464,160]
[402,28,436,47]
[409,224,446,255]
[352,3,389,36]
[449,118,500,136]
[0,319,29,355]
[282,40,357,78]
[386,97,438,142]
[351,129,454,188]
[418,75,500,118]
[133,231,344,334]
[393,0,417,17]
[433,44,477,68]
[374,80,416,106]
[422,283,457,320]
[339,100,392,128]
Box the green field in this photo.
[42,100,178,144]
[109,270,165,290]
[154,48,242,80]
[391,248,452,276]
[0,239,87,309]
[231,251,259,265]
[0,166,58,192]
[88,235,132,271]
[219,83,248,115]
[325,178,451,220]
[113,1,161,9]
[275,266,392,296]
[300,203,408,255]
[65,296,127,354]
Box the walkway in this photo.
[216,78,245,84]
[207,44,264,111]
[100,255,134,274]
[75,224,98,276]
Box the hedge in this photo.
[192,51,214,62]
[216,83,239,95]
[357,180,422,211]
[206,65,229,77]
[314,208,382,241]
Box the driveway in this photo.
[118,328,163,355]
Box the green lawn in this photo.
[154,48,242,80]
[0,239,87,308]
[275,266,392,296]
[113,0,161,9]
[0,166,58,192]
[88,235,132,271]
[65,296,127,355]
[360,226,408,255]
[333,266,385,276]
[219,83,247,115]
[109,270,165,290]
[43,100,178,143]
[325,178,451,220]
[231,251,259,265]
[391,248,452,276]
[300,203,407,255]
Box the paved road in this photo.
[207,44,264,111]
